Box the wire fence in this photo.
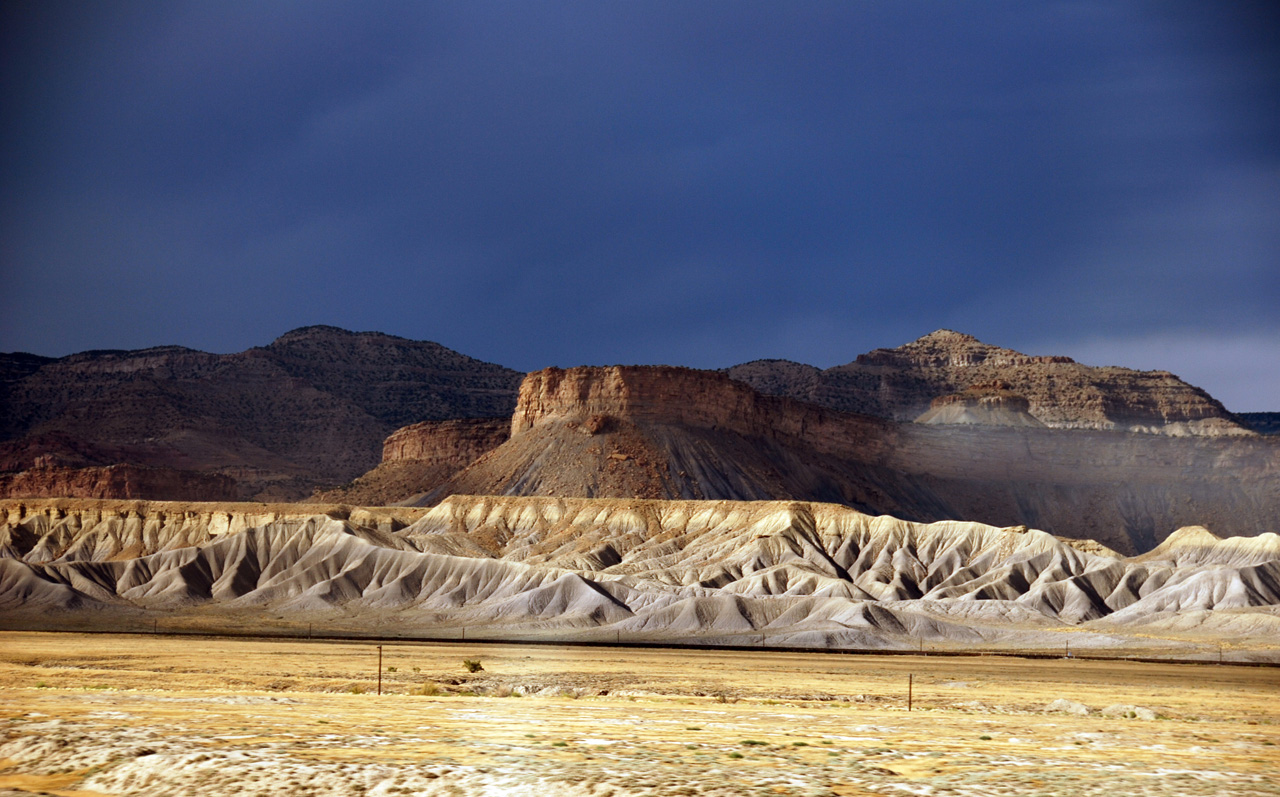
[2,616,1273,668]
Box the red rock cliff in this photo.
[382,418,510,466]
[0,465,239,502]
[511,365,897,461]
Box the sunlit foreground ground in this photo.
[1,631,1277,796]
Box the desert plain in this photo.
[1,631,1277,797]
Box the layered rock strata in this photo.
[0,326,522,500]
[915,381,1045,427]
[1238,413,1280,435]
[382,418,511,465]
[314,419,510,505]
[728,330,1252,436]
[423,365,1279,553]
[0,465,238,502]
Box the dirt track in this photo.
[2,632,1278,796]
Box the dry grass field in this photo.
[1,631,1277,796]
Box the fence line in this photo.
[2,620,1273,668]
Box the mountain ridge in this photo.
[2,327,1268,509]
[0,327,523,500]
[371,364,1280,554]
[727,329,1251,436]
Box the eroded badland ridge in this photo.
[2,496,1277,657]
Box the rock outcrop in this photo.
[0,327,522,500]
[382,418,511,465]
[2,496,1276,654]
[314,419,510,506]
[6,325,1271,525]
[915,381,1045,427]
[416,365,1279,554]
[0,465,238,502]
[728,330,1252,436]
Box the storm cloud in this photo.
[2,1,1277,408]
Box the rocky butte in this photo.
[727,329,1252,436]
[359,364,1279,555]
[314,418,510,506]
[1,327,1277,657]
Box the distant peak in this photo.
[272,325,359,343]
[899,330,991,351]
[268,326,429,348]
[917,329,979,344]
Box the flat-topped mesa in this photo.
[510,365,893,455]
[805,330,1251,435]
[476,364,1278,554]
[382,418,510,466]
[514,366,780,436]
[309,418,512,506]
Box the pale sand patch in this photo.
[0,632,1277,796]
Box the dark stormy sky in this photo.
[3,2,1278,410]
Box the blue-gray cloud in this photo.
[2,1,1277,406]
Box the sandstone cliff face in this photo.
[1,327,522,500]
[728,330,1252,436]
[915,382,1045,427]
[0,465,238,503]
[314,418,510,506]
[513,365,894,458]
[518,366,792,436]
[425,364,1279,554]
[382,419,510,465]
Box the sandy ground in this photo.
[1,631,1277,796]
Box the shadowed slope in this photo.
[1,327,522,500]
